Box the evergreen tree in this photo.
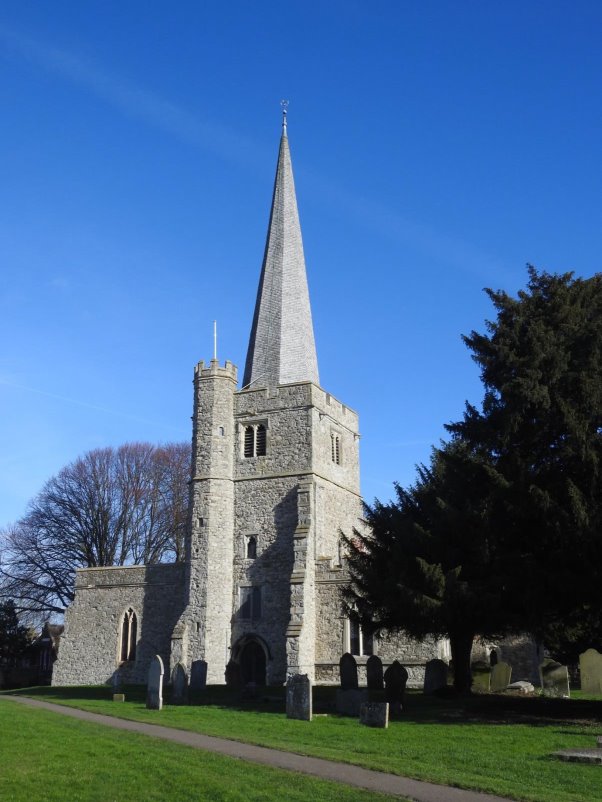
[345,441,516,693]
[449,267,602,647]
[0,600,30,666]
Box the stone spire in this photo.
[242,109,320,389]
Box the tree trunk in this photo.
[450,631,475,694]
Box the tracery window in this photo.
[119,608,137,662]
[347,615,374,656]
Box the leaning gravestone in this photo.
[147,655,164,710]
[286,673,312,721]
[384,660,408,716]
[490,661,512,692]
[366,655,384,690]
[471,661,492,692]
[172,662,189,705]
[190,659,208,691]
[339,653,359,690]
[360,702,389,728]
[580,649,602,695]
[540,658,570,698]
[423,659,448,694]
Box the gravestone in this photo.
[112,671,123,694]
[339,653,358,690]
[190,659,208,691]
[490,661,512,692]
[366,655,384,690]
[384,660,408,716]
[360,702,389,728]
[112,693,125,702]
[172,662,189,705]
[336,688,369,716]
[507,680,535,694]
[146,655,164,710]
[471,661,491,692]
[540,658,570,698]
[225,660,241,687]
[580,649,602,695]
[286,673,312,721]
[423,659,448,694]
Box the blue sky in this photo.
[1,2,601,526]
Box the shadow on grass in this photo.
[7,684,602,728]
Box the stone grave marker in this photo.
[423,659,448,694]
[225,660,241,687]
[190,659,208,691]
[507,680,535,694]
[146,655,164,710]
[540,659,570,698]
[286,673,312,721]
[580,649,602,695]
[172,662,189,705]
[360,702,389,728]
[366,655,384,690]
[384,660,408,716]
[339,653,358,690]
[471,661,491,692]
[112,693,125,702]
[490,661,512,692]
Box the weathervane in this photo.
[281,99,289,133]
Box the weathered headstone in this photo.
[172,662,189,705]
[146,654,164,710]
[471,661,491,692]
[190,659,208,691]
[540,659,570,698]
[360,701,389,728]
[366,655,384,690]
[490,661,512,692]
[225,660,241,687]
[336,688,369,716]
[112,693,125,702]
[423,659,448,694]
[286,673,312,721]
[506,680,535,694]
[339,653,358,690]
[384,660,408,716]
[580,649,602,695]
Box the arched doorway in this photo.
[239,639,266,685]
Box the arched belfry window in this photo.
[331,432,341,465]
[242,422,268,458]
[246,536,257,559]
[119,608,137,662]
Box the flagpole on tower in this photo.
[213,320,217,361]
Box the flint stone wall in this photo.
[53,563,185,686]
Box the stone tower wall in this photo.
[175,359,237,683]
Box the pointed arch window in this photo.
[119,608,137,662]
[246,535,257,559]
[331,432,341,465]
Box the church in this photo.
[53,114,447,688]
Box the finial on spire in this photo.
[280,99,289,135]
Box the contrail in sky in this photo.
[0,24,510,283]
[0,378,186,434]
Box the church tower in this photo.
[178,110,363,684]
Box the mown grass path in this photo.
[6,686,602,802]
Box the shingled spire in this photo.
[242,108,320,389]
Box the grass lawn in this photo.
[7,685,602,802]
[0,698,397,802]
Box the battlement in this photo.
[194,359,238,382]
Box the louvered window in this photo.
[242,423,267,458]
